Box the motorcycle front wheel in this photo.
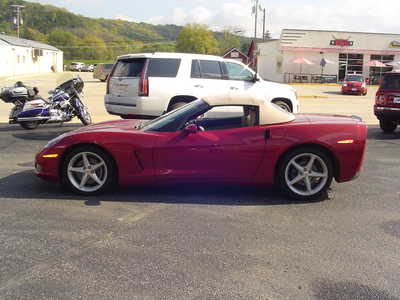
[20,121,40,130]
[78,105,92,126]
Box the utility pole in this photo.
[262,8,266,41]
[253,0,258,39]
[9,5,24,38]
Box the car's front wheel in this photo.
[278,148,333,201]
[61,146,115,195]
[379,119,397,133]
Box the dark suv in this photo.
[374,72,400,133]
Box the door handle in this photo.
[264,129,271,140]
[230,87,239,90]
[194,84,204,88]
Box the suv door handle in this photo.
[230,87,239,90]
[194,84,204,88]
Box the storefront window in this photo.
[369,55,394,84]
[338,53,364,81]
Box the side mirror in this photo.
[183,123,198,134]
[252,74,260,82]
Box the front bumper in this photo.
[342,86,366,94]
[35,148,62,182]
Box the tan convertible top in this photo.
[203,93,295,125]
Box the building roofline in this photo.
[0,33,61,51]
[282,28,400,37]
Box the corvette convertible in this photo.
[35,93,367,200]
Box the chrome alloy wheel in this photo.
[284,153,328,197]
[67,152,107,193]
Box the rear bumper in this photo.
[374,106,400,122]
[104,95,162,119]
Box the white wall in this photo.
[258,40,283,82]
[0,44,63,77]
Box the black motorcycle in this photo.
[0,75,91,130]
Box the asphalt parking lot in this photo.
[0,73,399,299]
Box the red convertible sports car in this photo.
[35,93,367,200]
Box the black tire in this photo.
[379,119,397,133]
[277,147,333,201]
[272,100,292,112]
[78,106,92,126]
[168,101,188,112]
[61,145,116,195]
[20,121,40,130]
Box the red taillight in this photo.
[106,63,117,94]
[139,59,150,97]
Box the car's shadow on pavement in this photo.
[367,126,400,141]
[0,170,327,206]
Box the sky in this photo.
[28,0,400,38]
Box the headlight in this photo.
[44,134,65,148]
[343,83,348,87]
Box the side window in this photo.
[113,59,145,77]
[199,60,223,79]
[148,58,181,77]
[191,60,201,78]
[195,105,258,131]
[225,62,254,81]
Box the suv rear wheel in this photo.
[169,101,188,111]
[272,100,292,112]
[379,119,397,133]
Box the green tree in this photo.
[176,24,218,54]
[23,28,47,43]
[218,29,241,55]
[80,35,107,60]
[47,29,81,59]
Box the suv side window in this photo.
[113,59,145,77]
[199,60,223,79]
[148,58,181,77]
[225,62,254,81]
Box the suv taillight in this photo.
[139,59,150,97]
[106,64,117,94]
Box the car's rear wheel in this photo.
[278,148,333,201]
[61,146,115,195]
[272,100,291,112]
[379,119,397,133]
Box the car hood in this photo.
[261,80,296,92]
[66,119,143,136]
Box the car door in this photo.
[224,61,257,93]
[190,59,231,97]
[152,106,267,183]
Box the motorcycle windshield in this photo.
[56,73,75,87]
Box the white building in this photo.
[258,29,400,84]
[0,34,63,77]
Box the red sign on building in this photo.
[330,39,354,47]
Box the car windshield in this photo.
[345,75,363,82]
[141,99,209,132]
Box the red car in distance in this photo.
[341,75,368,95]
[35,93,367,201]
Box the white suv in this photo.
[105,52,299,119]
